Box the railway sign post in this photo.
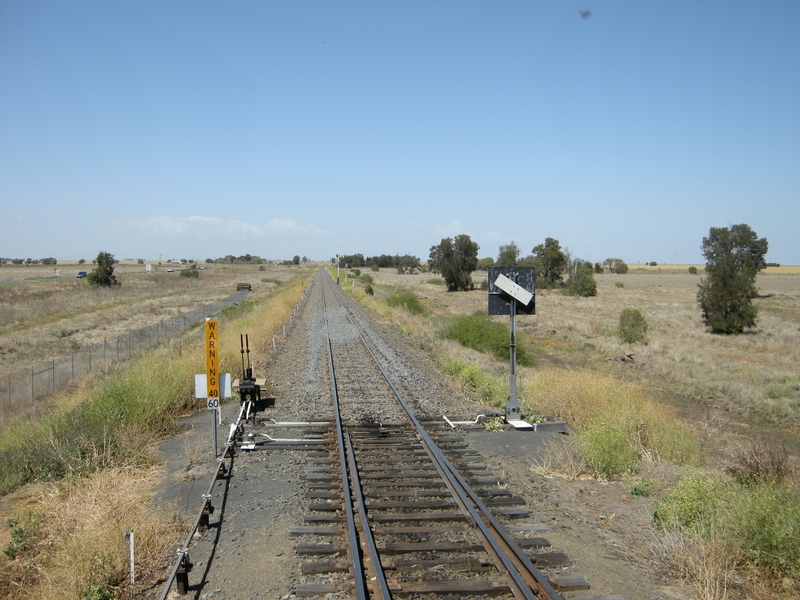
[206,319,220,455]
[488,268,535,430]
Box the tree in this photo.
[532,238,566,287]
[496,241,520,267]
[476,257,495,270]
[566,262,597,297]
[78,259,86,265]
[697,224,768,334]
[428,234,479,291]
[87,251,119,286]
[292,255,300,265]
[604,258,628,274]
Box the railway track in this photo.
[159,267,621,599]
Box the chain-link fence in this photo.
[0,290,249,420]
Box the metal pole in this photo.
[212,408,218,457]
[125,531,135,591]
[505,297,522,422]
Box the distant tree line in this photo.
[1,257,59,265]
[205,254,268,265]
[332,253,422,274]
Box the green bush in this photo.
[626,478,655,498]
[371,264,379,272]
[365,284,374,296]
[360,274,373,284]
[352,268,361,276]
[566,264,597,297]
[654,473,800,578]
[727,483,800,576]
[440,358,508,405]
[445,314,535,366]
[427,278,445,286]
[180,268,199,278]
[385,290,426,314]
[619,308,647,343]
[688,266,698,274]
[615,281,624,288]
[653,471,735,533]
[4,511,43,560]
[578,420,639,478]
[479,279,489,291]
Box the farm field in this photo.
[355,268,800,453]
[0,262,309,377]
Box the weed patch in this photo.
[521,368,698,477]
[441,358,507,406]
[385,290,426,315]
[445,314,535,366]
[578,419,640,478]
[654,470,800,581]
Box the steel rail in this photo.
[158,403,247,600]
[320,275,369,599]
[344,432,392,599]
[324,269,562,600]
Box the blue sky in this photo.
[1,1,798,264]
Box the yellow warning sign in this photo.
[205,319,220,403]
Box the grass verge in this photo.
[653,469,800,592]
[0,276,310,598]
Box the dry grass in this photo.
[628,528,738,600]
[0,263,308,375]
[362,269,800,427]
[0,271,314,598]
[531,274,800,422]
[723,438,790,485]
[0,468,186,600]
[527,437,588,480]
